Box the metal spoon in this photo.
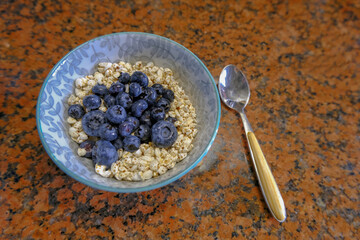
[218,65,286,222]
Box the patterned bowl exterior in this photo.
[36,32,221,192]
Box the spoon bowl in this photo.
[219,65,250,112]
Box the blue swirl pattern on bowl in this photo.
[36,32,221,192]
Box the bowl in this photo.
[36,32,221,192]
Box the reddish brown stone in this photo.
[0,0,359,239]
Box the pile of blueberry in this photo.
[68,71,178,168]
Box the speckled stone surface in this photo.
[1,0,359,239]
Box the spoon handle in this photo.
[240,112,286,222]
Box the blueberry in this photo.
[92,140,118,168]
[155,97,170,112]
[92,84,108,97]
[131,71,149,87]
[151,84,164,96]
[118,121,135,137]
[151,120,178,148]
[142,87,157,106]
[104,94,116,108]
[105,105,127,124]
[83,94,101,110]
[99,123,118,141]
[118,72,131,84]
[109,82,125,95]
[131,99,148,117]
[126,116,140,130]
[134,124,151,143]
[68,104,85,119]
[162,89,174,102]
[166,117,177,124]
[79,140,96,158]
[116,92,133,109]
[150,107,165,123]
[140,110,152,126]
[123,135,141,152]
[129,82,143,98]
[82,110,106,136]
[112,138,123,150]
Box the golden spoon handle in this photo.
[247,131,286,222]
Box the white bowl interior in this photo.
[37,32,220,192]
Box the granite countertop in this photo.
[1,0,359,239]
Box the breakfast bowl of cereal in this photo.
[36,32,220,192]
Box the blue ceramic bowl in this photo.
[36,32,221,192]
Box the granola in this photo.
[68,61,197,181]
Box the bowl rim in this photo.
[36,32,221,193]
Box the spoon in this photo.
[218,65,286,222]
